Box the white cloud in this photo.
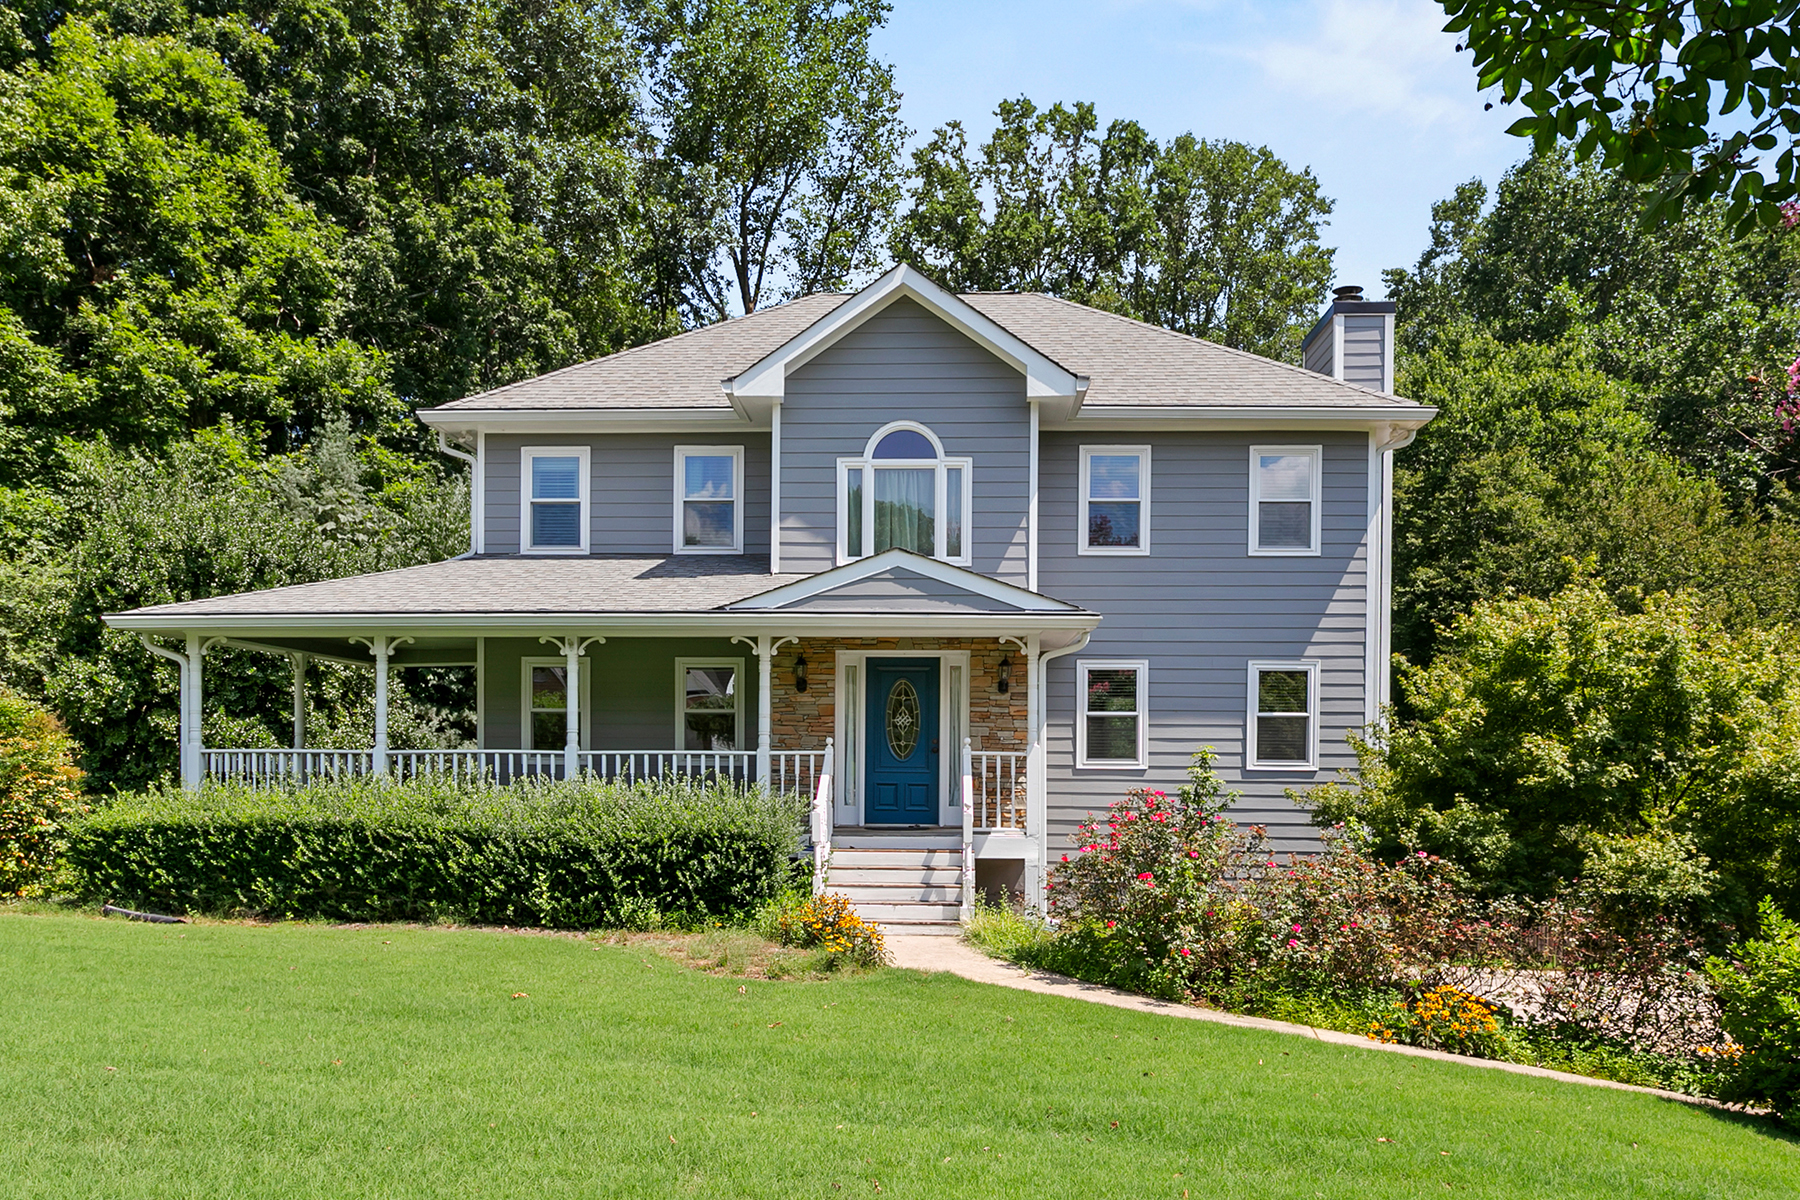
[1232,0,1491,145]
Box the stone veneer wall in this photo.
[767,637,1029,752]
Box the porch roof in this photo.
[102,552,1099,643]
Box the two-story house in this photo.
[106,265,1433,930]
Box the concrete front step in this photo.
[828,848,962,869]
[853,902,962,923]
[829,884,961,904]
[876,927,962,941]
[828,868,962,888]
[832,833,960,851]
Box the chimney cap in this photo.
[1332,284,1365,302]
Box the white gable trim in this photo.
[724,264,1084,402]
[729,548,1080,613]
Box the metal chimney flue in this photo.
[1301,283,1395,393]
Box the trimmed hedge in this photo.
[63,777,806,927]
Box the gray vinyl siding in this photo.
[482,433,771,556]
[779,298,1030,582]
[1302,326,1333,376]
[1037,431,1371,853]
[480,636,758,750]
[1339,315,1388,393]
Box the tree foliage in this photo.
[1309,585,1800,919]
[639,0,908,320]
[1441,0,1800,231]
[1385,152,1800,495]
[891,98,1336,358]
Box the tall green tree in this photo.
[1440,0,1800,231]
[891,98,1335,358]
[1386,153,1800,496]
[637,0,908,320]
[0,12,395,475]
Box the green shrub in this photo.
[62,776,804,927]
[0,688,84,897]
[1707,897,1800,1123]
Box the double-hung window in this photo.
[523,446,589,553]
[674,446,743,554]
[1249,445,1321,555]
[677,659,742,751]
[1247,660,1318,769]
[1080,446,1150,553]
[838,422,972,564]
[524,660,574,751]
[1076,660,1148,769]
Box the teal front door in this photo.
[865,658,940,824]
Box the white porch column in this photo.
[140,634,199,790]
[1024,632,1045,906]
[372,637,391,776]
[290,653,309,750]
[756,635,773,785]
[564,638,581,778]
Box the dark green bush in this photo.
[63,776,805,927]
[1707,897,1800,1124]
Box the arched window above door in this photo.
[838,421,972,565]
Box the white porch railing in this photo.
[203,748,373,783]
[970,750,1028,831]
[810,739,834,895]
[204,747,825,795]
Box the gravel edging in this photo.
[884,934,1739,1112]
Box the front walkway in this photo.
[885,935,1723,1109]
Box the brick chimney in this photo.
[1300,285,1395,394]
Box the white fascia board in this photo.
[725,264,1081,401]
[728,548,1081,613]
[102,610,1099,639]
[1040,404,1437,433]
[415,408,764,435]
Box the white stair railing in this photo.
[960,737,975,921]
[970,750,1028,831]
[811,738,834,895]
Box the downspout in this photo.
[436,430,479,558]
[1030,629,1093,909]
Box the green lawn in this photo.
[1,912,1794,1198]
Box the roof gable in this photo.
[725,265,1085,418]
[728,549,1084,614]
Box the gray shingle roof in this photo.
[958,293,1407,408]
[430,294,851,412]
[118,556,809,618]
[418,288,1420,415]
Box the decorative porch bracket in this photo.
[349,636,415,776]
[138,633,226,791]
[732,634,797,785]
[539,635,605,779]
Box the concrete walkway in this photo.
[885,934,1722,1109]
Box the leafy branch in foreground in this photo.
[1442,1,1800,231]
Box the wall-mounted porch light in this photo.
[793,652,809,693]
[997,656,1012,694]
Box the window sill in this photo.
[1243,761,1318,772]
[522,547,589,556]
[673,546,743,556]
[1074,760,1148,772]
[1077,545,1150,556]
[1247,547,1322,558]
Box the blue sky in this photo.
[872,0,1526,298]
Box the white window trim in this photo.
[674,657,746,751]
[1075,658,1149,770]
[521,656,582,751]
[1078,445,1151,556]
[672,445,745,555]
[1245,659,1320,770]
[835,421,973,566]
[521,445,590,555]
[1248,444,1322,557]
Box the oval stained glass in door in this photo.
[885,678,920,760]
